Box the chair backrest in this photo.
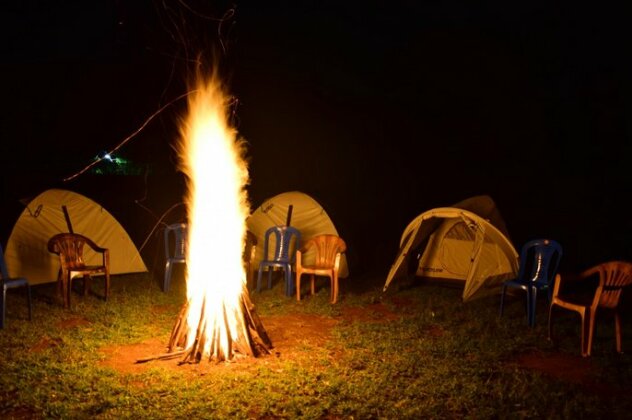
[47,233,95,269]
[0,243,10,279]
[304,234,346,267]
[244,230,258,263]
[164,223,187,260]
[517,239,562,284]
[592,261,632,309]
[263,225,301,263]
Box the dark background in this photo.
[1,1,630,278]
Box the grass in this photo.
[1,271,632,419]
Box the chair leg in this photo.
[27,284,32,321]
[267,268,273,290]
[1,287,6,329]
[580,309,589,357]
[529,287,538,327]
[548,304,555,343]
[310,274,315,296]
[245,265,253,291]
[256,266,264,293]
[104,270,110,301]
[524,288,531,326]
[65,276,72,309]
[331,274,338,304]
[164,261,173,292]
[586,309,598,357]
[291,269,296,296]
[56,270,67,308]
[82,275,91,296]
[285,268,292,296]
[499,285,507,317]
[296,271,302,301]
[56,272,63,304]
[615,311,623,353]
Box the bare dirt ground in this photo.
[95,302,401,376]
[90,298,603,390]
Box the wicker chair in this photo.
[47,233,110,309]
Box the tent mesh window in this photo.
[444,221,476,241]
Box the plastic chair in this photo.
[295,234,347,304]
[243,230,258,290]
[164,223,187,292]
[548,261,632,357]
[257,226,301,296]
[47,233,110,309]
[1,243,32,329]
[499,239,562,327]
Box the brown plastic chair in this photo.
[48,233,110,309]
[295,234,346,304]
[548,261,632,357]
[243,230,258,291]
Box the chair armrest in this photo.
[579,265,600,280]
[47,240,59,254]
[82,236,108,254]
[82,237,109,267]
[334,252,342,271]
[551,273,563,299]
[296,249,303,268]
[300,239,315,254]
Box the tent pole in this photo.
[285,205,293,227]
[62,205,74,234]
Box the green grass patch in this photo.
[1,272,631,418]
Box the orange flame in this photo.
[177,72,251,360]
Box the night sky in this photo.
[1,1,630,276]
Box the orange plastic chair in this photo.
[548,261,632,357]
[295,234,346,304]
[48,233,110,309]
[243,230,258,290]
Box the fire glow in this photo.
[166,71,270,362]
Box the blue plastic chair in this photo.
[257,226,301,296]
[499,239,562,327]
[164,223,187,292]
[1,243,32,329]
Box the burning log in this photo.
[166,285,271,363]
[138,70,272,364]
[137,284,271,364]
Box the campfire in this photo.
[142,71,271,363]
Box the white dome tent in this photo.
[247,191,349,279]
[4,188,147,284]
[384,195,518,301]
